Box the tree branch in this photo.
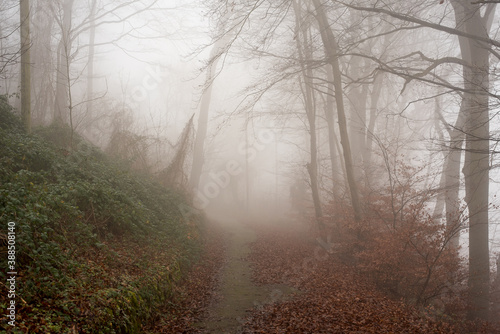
[340,2,500,49]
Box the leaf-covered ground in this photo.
[149,220,498,333]
[241,222,460,333]
[145,223,226,333]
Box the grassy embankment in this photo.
[0,97,203,333]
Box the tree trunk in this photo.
[347,58,368,182]
[364,71,383,184]
[311,0,362,221]
[31,4,54,124]
[20,0,31,132]
[450,0,495,321]
[189,10,232,192]
[444,106,466,249]
[463,50,490,321]
[325,66,341,198]
[463,47,490,323]
[293,0,323,229]
[86,0,97,117]
[433,92,466,248]
[53,0,74,125]
[189,36,226,191]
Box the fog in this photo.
[2,0,500,229]
[3,0,500,325]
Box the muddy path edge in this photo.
[195,220,298,333]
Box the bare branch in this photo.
[340,2,500,49]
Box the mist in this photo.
[2,0,500,332]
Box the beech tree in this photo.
[450,0,496,321]
[310,0,362,222]
[292,0,324,228]
[190,13,232,191]
[343,0,497,320]
[198,0,500,321]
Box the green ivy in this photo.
[0,100,202,333]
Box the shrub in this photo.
[324,157,463,310]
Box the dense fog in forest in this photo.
[2,0,500,332]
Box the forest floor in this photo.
[195,220,299,333]
[150,219,486,333]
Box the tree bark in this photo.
[310,0,362,221]
[293,0,323,228]
[444,106,466,249]
[31,3,54,124]
[346,57,368,182]
[53,0,74,125]
[325,66,341,197]
[450,0,495,321]
[20,0,31,132]
[189,31,227,191]
[86,0,97,117]
[364,71,383,184]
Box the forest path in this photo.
[182,219,463,333]
[196,220,297,333]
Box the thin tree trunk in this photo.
[53,0,74,125]
[364,71,383,183]
[311,0,362,221]
[31,3,54,124]
[86,0,97,116]
[347,58,368,182]
[189,37,225,191]
[189,13,232,192]
[293,0,323,229]
[444,106,466,249]
[432,94,446,220]
[325,66,341,197]
[20,0,31,132]
[364,31,392,187]
[432,90,465,247]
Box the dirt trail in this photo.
[197,220,297,333]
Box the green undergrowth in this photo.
[0,97,202,333]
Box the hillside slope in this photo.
[0,98,202,333]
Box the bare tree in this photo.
[293,0,324,229]
[162,115,195,190]
[51,0,162,128]
[450,0,496,321]
[52,0,73,125]
[341,0,497,320]
[85,0,97,117]
[310,0,362,222]
[190,15,231,191]
[19,0,30,132]
[31,0,55,124]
